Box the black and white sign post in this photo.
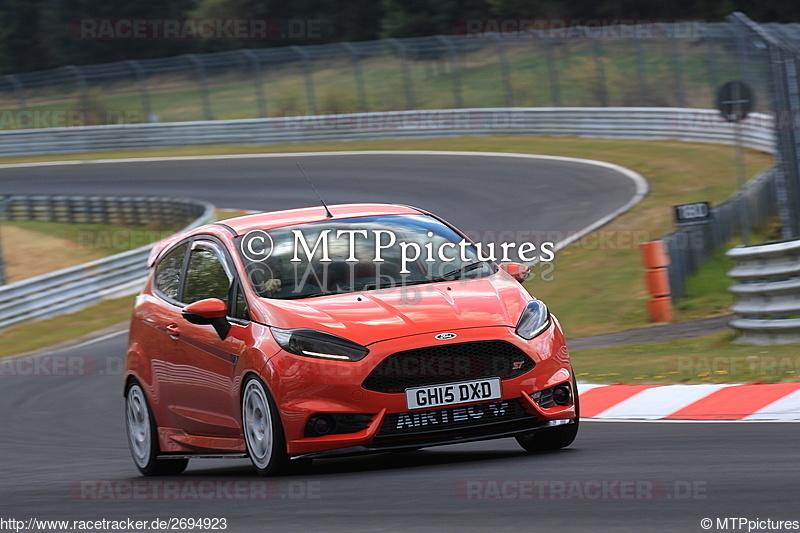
[674,201,714,257]
[674,202,712,226]
[716,80,754,245]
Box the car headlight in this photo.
[515,300,551,340]
[271,327,369,361]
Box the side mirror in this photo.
[499,262,531,283]
[182,298,231,340]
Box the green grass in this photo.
[676,246,737,316]
[665,224,780,318]
[572,332,800,384]
[0,136,773,367]
[0,297,134,358]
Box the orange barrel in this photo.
[640,241,673,322]
[647,297,674,322]
[645,267,671,297]
[640,241,670,269]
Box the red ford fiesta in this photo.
[124,203,578,476]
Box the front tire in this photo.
[242,376,289,476]
[125,382,189,476]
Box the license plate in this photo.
[405,378,502,410]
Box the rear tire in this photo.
[516,379,580,453]
[242,376,290,476]
[125,382,189,476]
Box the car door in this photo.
[135,239,191,430]
[166,238,251,437]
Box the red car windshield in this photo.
[235,214,494,299]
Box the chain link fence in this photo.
[659,14,800,299]
[0,22,772,127]
[728,15,800,239]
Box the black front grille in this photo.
[379,398,530,437]
[362,340,534,393]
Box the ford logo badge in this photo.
[435,332,457,340]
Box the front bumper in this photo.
[264,321,574,456]
[293,419,576,460]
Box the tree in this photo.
[0,0,48,74]
[37,0,197,69]
[381,0,492,38]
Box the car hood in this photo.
[257,272,531,346]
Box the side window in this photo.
[183,244,232,306]
[155,243,188,301]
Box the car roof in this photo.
[221,203,427,234]
[147,203,430,268]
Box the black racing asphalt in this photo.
[1,334,797,532]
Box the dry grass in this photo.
[0,224,105,283]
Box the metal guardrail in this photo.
[0,107,775,156]
[727,239,800,344]
[0,195,214,331]
[0,197,9,285]
[661,167,779,299]
[0,194,208,226]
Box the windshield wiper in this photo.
[360,280,394,291]
[430,261,489,283]
[280,288,355,299]
[359,278,430,291]
[277,292,327,300]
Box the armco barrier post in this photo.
[640,241,673,322]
